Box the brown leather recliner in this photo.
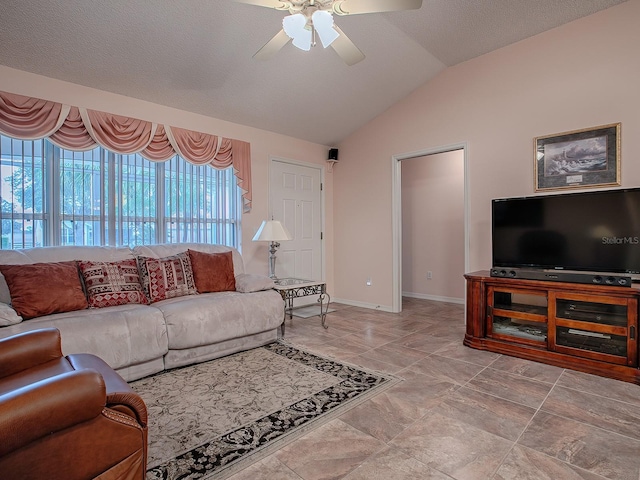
[0,328,148,480]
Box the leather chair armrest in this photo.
[67,353,148,426]
[106,392,148,427]
[0,369,105,457]
[0,328,63,379]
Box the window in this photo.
[0,134,240,249]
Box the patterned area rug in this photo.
[131,342,400,480]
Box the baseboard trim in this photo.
[332,294,464,312]
[331,298,395,313]
[402,292,464,305]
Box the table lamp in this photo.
[252,219,293,279]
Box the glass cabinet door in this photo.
[552,293,636,365]
[556,298,627,326]
[488,287,548,346]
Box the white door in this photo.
[270,159,323,281]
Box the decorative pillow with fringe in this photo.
[78,259,149,308]
[137,252,198,303]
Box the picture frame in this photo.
[534,123,620,192]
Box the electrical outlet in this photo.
[366,277,372,286]
[427,271,433,279]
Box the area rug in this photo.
[131,342,400,480]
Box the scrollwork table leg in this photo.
[318,292,331,329]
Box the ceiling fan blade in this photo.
[235,0,288,9]
[331,26,365,66]
[334,0,422,15]
[254,29,291,60]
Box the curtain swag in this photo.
[0,91,252,212]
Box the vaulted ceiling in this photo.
[0,0,629,146]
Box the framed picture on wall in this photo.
[534,123,620,191]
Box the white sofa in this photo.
[0,243,284,381]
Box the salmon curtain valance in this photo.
[0,91,252,212]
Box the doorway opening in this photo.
[391,144,469,313]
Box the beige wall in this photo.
[335,0,640,310]
[3,0,639,311]
[0,66,335,291]
[401,150,464,302]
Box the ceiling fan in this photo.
[236,0,423,66]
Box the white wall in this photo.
[401,150,464,302]
[334,0,640,310]
[0,66,335,292]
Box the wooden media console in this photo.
[464,271,640,384]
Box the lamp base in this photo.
[268,241,280,279]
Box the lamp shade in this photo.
[252,220,293,242]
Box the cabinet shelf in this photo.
[465,271,640,384]
[494,303,547,317]
[556,326,627,359]
[492,308,547,323]
[491,316,547,346]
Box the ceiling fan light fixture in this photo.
[283,13,312,51]
[292,31,312,50]
[245,0,423,65]
[312,10,339,48]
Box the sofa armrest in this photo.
[0,328,63,379]
[235,273,276,293]
[0,369,105,457]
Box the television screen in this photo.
[492,188,640,275]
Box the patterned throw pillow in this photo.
[137,252,198,303]
[78,259,149,308]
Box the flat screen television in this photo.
[492,188,640,277]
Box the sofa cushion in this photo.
[0,304,169,373]
[0,303,22,326]
[137,252,198,302]
[20,245,133,264]
[0,262,88,319]
[153,290,284,350]
[0,250,30,305]
[78,259,149,308]
[188,250,236,293]
[235,273,275,293]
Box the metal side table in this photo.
[273,277,330,336]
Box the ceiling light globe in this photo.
[312,10,339,48]
[283,13,312,51]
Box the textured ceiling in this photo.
[0,0,629,146]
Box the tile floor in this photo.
[227,298,640,480]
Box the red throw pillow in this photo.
[78,259,149,308]
[187,250,236,293]
[137,252,198,303]
[0,261,88,319]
